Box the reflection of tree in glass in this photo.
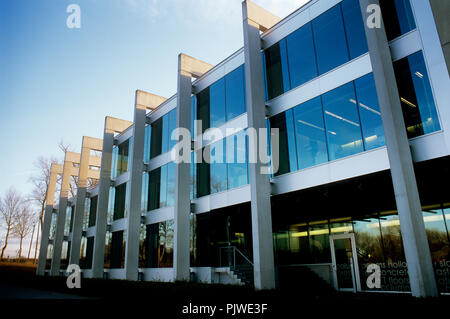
[426,229,450,262]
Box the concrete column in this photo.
[50,152,80,276]
[125,90,166,280]
[174,54,212,281]
[37,163,62,276]
[92,116,132,278]
[69,137,102,266]
[241,0,279,290]
[359,0,438,297]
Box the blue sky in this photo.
[0,0,308,256]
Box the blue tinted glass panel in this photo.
[225,66,246,121]
[354,73,385,150]
[159,164,168,207]
[168,109,177,150]
[292,97,328,169]
[269,110,297,176]
[286,23,318,89]
[322,82,364,160]
[210,78,226,128]
[191,96,197,137]
[197,88,210,134]
[380,0,416,41]
[393,51,440,138]
[144,124,151,162]
[312,5,349,75]
[150,117,163,159]
[162,113,169,154]
[166,162,175,207]
[341,0,368,59]
[210,140,227,194]
[265,40,289,100]
[226,130,248,190]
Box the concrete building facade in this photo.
[37,0,450,297]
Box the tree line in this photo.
[0,141,82,262]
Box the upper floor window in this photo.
[147,109,176,161]
[196,65,246,133]
[393,51,440,138]
[264,0,368,101]
[111,138,132,178]
[379,0,416,41]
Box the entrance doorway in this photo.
[330,233,361,292]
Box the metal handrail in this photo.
[219,246,253,267]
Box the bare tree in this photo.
[29,156,56,263]
[0,187,22,259]
[12,205,35,258]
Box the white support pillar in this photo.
[241,0,279,290]
[36,163,62,276]
[359,0,438,297]
[50,152,80,276]
[125,90,166,280]
[174,53,212,281]
[92,116,132,278]
[69,136,102,266]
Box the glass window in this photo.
[144,124,151,162]
[196,160,210,198]
[264,40,289,100]
[341,0,368,59]
[145,221,174,268]
[379,0,416,41]
[354,73,385,150]
[308,220,331,263]
[64,206,73,236]
[292,97,328,169]
[159,164,168,208]
[113,183,126,220]
[312,5,349,75]
[322,82,364,161]
[209,78,226,128]
[84,236,94,269]
[225,66,246,120]
[197,88,210,134]
[88,196,97,227]
[226,130,249,190]
[150,118,163,159]
[167,109,177,150]
[148,168,161,211]
[423,209,450,261]
[166,162,175,207]
[286,23,318,89]
[269,110,298,175]
[209,140,227,194]
[109,230,126,269]
[393,51,440,138]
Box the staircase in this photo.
[219,246,254,287]
[231,264,254,286]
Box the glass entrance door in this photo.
[330,233,361,292]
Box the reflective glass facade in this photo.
[145,162,175,211]
[379,0,416,41]
[195,130,249,198]
[269,73,385,174]
[393,51,441,138]
[196,65,246,133]
[264,0,369,101]
[139,220,174,268]
[111,138,132,178]
[104,230,126,269]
